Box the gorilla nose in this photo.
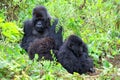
[36,24,42,28]
[36,21,43,28]
[36,24,43,29]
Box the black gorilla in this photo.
[20,6,63,52]
[27,19,63,60]
[28,37,55,60]
[57,35,95,74]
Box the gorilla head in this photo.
[67,35,88,57]
[32,6,51,32]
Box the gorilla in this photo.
[57,35,95,74]
[27,19,63,60]
[28,37,55,60]
[20,6,63,52]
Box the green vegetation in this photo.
[0,0,120,79]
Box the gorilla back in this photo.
[57,35,95,74]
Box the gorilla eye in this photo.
[78,43,81,46]
[79,42,83,46]
[37,17,44,21]
[35,19,40,22]
[41,18,44,21]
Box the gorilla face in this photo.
[32,6,51,33]
[34,19,46,32]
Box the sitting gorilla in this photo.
[27,20,63,60]
[57,35,95,74]
[20,6,63,52]
[28,37,55,60]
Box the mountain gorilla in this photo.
[57,35,95,74]
[28,37,55,60]
[20,6,63,52]
[27,19,63,60]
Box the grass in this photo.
[0,0,120,79]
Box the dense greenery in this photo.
[0,0,120,79]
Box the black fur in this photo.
[28,37,55,60]
[20,6,63,52]
[57,35,95,74]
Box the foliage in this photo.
[0,17,22,42]
[0,0,120,79]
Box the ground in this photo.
[107,54,120,68]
